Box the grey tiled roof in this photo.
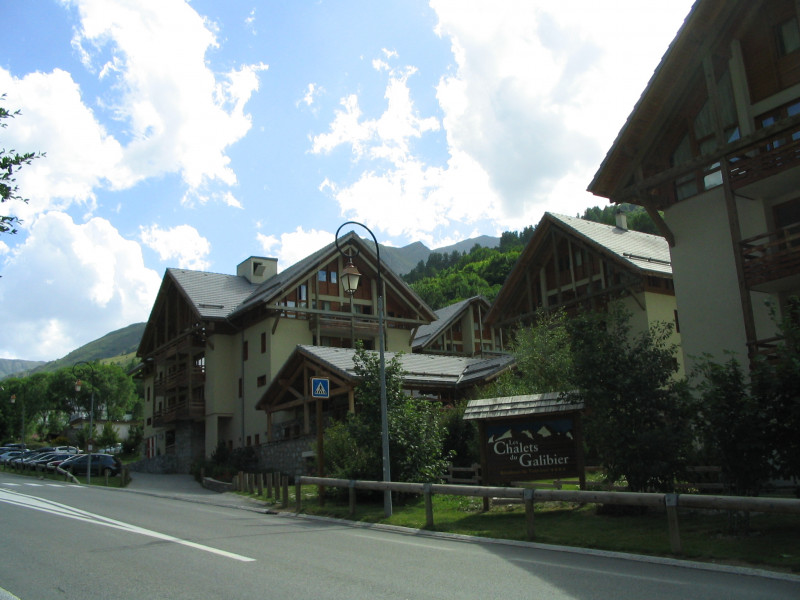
[412,296,489,350]
[548,213,672,275]
[464,393,583,421]
[168,269,256,319]
[295,345,513,389]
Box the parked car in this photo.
[60,453,122,477]
[30,452,74,472]
[0,450,24,465]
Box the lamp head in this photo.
[341,257,362,295]
[74,380,82,393]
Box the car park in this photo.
[60,453,122,477]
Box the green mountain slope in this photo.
[0,322,146,378]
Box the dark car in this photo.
[61,453,122,477]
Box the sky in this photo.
[0,0,696,361]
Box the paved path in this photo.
[124,471,273,512]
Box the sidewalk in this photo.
[123,471,272,512]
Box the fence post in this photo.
[296,478,302,513]
[274,473,281,503]
[665,493,682,554]
[524,488,535,541]
[258,473,264,496]
[266,472,273,498]
[282,475,289,508]
[349,480,356,517]
[424,483,434,529]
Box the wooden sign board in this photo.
[482,415,582,484]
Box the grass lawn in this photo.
[244,483,800,575]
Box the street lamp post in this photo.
[72,361,96,484]
[335,221,392,518]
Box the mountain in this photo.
[0,322,147,378]
[0,359,46,379]
[380,235,500,275]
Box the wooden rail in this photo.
[295,476,800,555]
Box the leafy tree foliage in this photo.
[483,309,573,397]
[1,95,44,236]
[0,363,142,446]
[693,299,800,493]
[566,306,693,493]
[324,344,452,483]
[693,355,773,496]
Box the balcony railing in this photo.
[153,366,205,395]
[152,399,205,426]
[740,224,800,290]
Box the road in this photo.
[0,472,797,599]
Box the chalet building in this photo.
[588,0,800,373]
[255,345,513,474]
[136,233,438,471]
[484,212,681,371]
[136,233,511,474]
[412,296,499,356]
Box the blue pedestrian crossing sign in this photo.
[311,377,330,398]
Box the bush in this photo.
[323,344,452,483]
[567,306,693,493]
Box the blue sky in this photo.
[0,0,694,361]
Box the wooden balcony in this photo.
[152,398,205,426]
[728,126,800,188]
[740,224,800,292]
[311,313,380,337]
[153,366,205,395]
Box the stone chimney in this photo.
[615,211,628,231]
[237,256,278,284]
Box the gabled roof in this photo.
[255,344,514,410]
[168,269,256,320]
[412,296,491,351]
[231,231,436,322]
[485,212,671,325]
[549,213,672,275]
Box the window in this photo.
[778,18,800,56]
[318,270,327,282]
[330,270,338,284]
[261,332,266,353]
[257,375,267,387]
[238,378,243,398]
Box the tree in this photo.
[1,95,44,237]
[484,308,573,397]
[693,355,774,496]
[567,306,693,493]
[324,344,451,483]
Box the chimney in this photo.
[237,256,278,284]
[615,211,628,231]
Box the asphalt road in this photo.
[0,472,798,600]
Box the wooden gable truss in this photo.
[257,237,435,349]
[487,220,649,333]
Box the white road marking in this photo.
[0,488,255,563]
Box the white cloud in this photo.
[312,2,693,242]
[430,0,694,220]
[257,227,333,271]
[0,212,161,360]
[1,0,267,223]
[139,224,211,270]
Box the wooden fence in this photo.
[295,475,800,555]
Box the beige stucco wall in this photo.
[665,189,775,376]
